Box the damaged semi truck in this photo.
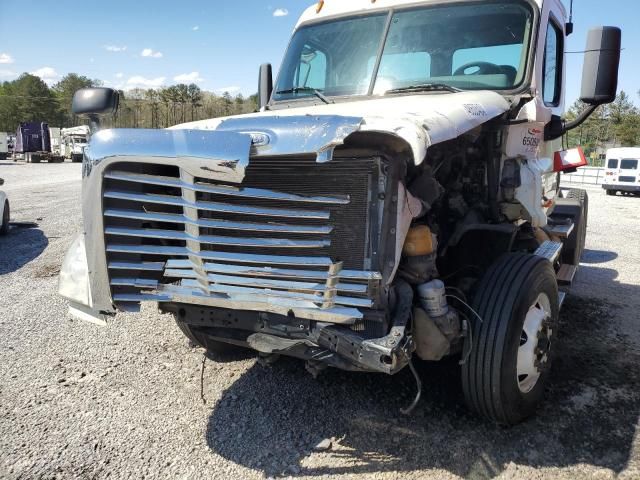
[59,0,621,425]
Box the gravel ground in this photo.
[0,160,639,480]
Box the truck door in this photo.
[605,158,619,185]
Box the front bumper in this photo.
[603,184,640,192]
[161,280,413,374]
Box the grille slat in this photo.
[105,227,330,249]
[104,190,330,219]
[179,279,373,308]
[165,259,382,281]
[106,244,334,266]
[163,269,368,294]
[105,170,350,204]
[104,209,332,234]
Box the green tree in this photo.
[187,84,202,121]
[52,73,99,127]
[0,74,62,131]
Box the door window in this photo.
[620,159,639,170]
[607,159,619,169]
[542,20,563,105]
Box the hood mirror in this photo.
[258,63,273,110]
[72,88,120,131]
[580,26,621,105]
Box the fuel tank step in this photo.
[557,264,578,286]
[546,220,575,239]
[534,240,563,264]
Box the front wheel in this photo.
[606,190,616,196]
[461,253,559,425]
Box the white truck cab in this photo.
[0,132,8,160]
[603,147,640,196]
[61,126,90,163]
[60,0,621,426]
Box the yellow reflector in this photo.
[403,226,435,257]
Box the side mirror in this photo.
[580,26,621,105]
[72,88,119,131]
[0,178,4,187]
[258,63,273,110]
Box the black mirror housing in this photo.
[258,64,273,110]
[580,26,621,105]
[72,88,119,117]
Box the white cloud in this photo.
[104,45,127,52]
[216,86,241,94]
[273,8,289,17]
[30,67,59,83]
[0,69,17,80]
[0,53,14,64]
[141,48,163,58]
[192,25,199,31]
[174,71,204,84]
[126,75,166,88]
[115,72,124,79]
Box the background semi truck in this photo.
[60,0,621,425]
[61,126,90,162]
[14,122,63,163]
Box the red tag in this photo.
[554,147,588,172]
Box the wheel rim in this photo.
[517,293,552,393]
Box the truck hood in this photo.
[172,91,510,164]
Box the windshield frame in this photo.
[271,0,540,106]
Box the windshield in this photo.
[273,1,534,102]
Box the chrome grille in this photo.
[102,158,384,324]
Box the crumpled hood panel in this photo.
[171,91,510,164]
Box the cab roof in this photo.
[296,0,554,29]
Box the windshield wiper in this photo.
[275,87,334,104]
[385,83,462,94]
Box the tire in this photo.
[174,317,242,356]
[606,190,616,196]
[461,253,559,425]
[0,200,9,235]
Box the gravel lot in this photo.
[1,160,639,479]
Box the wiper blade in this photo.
[386,83,462,94]
[275,87,334,104]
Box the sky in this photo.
[0,0,637,106]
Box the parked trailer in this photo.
[0,132,8,160]
[15,122,63,163]
[50,127,62,157]
[61,0,621,426]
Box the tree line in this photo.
[1,72,638,164]
[565,90,640,162]
[0,72,257,132]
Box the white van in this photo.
[603,148,640,196]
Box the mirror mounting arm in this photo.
[544,104,598,141]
